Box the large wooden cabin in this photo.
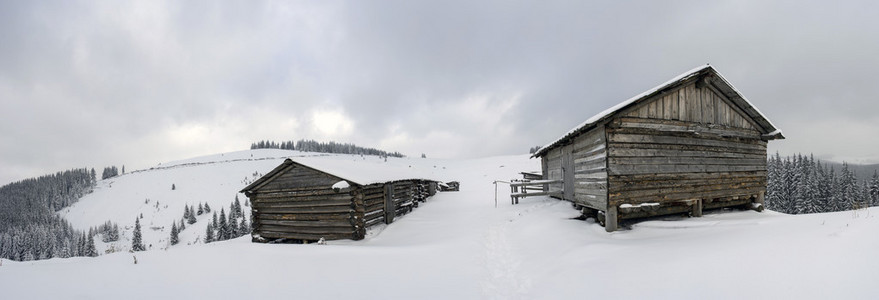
[532,65,784,231]
[241,157,440,243]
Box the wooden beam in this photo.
[605,205,618,232]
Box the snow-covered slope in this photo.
[59,149,460,252]
[5,151,879,299]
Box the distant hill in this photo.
[823,161,879,182]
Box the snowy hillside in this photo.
[4,151,879,299]
[59,149,458,253]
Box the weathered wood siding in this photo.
[249,165,436,242]
[607,83,767,208]
[250,164,360,241]
[542,126,609,211]
[623,83,757,130]
[545,146,564,193]
[361,183,386,229]
[570,125,608,210]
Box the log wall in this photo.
[250,165,436,242]
[606,116,767,207]
[569,125,608,210]
[250,164,359,241]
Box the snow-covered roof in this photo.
[241,154,448,192]
[532,65,784,158]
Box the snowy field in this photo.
[2,150,879,299]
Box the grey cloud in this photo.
[2,0,879,185]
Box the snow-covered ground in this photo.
[3,150,879,299]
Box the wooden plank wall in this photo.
[606,116,767,207]
[624,83,757,130]
[569,125,608,210]
[361,183,386,229]
[545,147,564,193]
[250,161,438,242]
[250,165,359,241]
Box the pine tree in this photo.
[187,207,197,225]
[132,218,145,252]
[204,203,212,213]
[204,223,214,243]
[212,211,218,229]
[111,224,119,241]
[197,203,204,215]
[78,232,88,257]
[841,163,858,210]
[870,170,879,206]
[170,222,179,245]
[816,162,833,212]
[239,215,250,236]
[218,208,229,241]
[232,196,242,219]
[229,213,239,238]
[179,218,186,231]
[183,204,191,219]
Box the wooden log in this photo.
[253,188,343,198]
[607,132,766,150]
[253,198,352,208]
[703,197,751,210]
[607,164,765,176]
[364,202,384,214]
[750,202,764,212]
[618,202,691,219]
[256,230,355,241]
[607,147,765,160]
[609,180,764,199]
[608,142,766,156]
[257,224,354,235]
[259,219,354,227]
[257,213,351,221]
[608,175,765,193]
[608,171,766,183]
[611,188,764,206]
[255,206,353,214]
[365,217,385,228]
[608,156,766,166]
[384,184,395,224]
[605,205,618,232]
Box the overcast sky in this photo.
[2,0,878,185]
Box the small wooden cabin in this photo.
[532,65,784,231]
[240,157,440,243]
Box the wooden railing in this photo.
[509,179,563,204]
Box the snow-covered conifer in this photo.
[132,218,145,252]
[218,208,229,241]
[229,213,239,238]
[85,234,97,257]
[239,215,250,236]
[187,208,197,225]
[871,170,879,206]
[170,222,179,245]
[204,223,214,243]
[212,211,218,229]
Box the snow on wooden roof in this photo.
[533,65,784,158]
[241,154,447,192]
